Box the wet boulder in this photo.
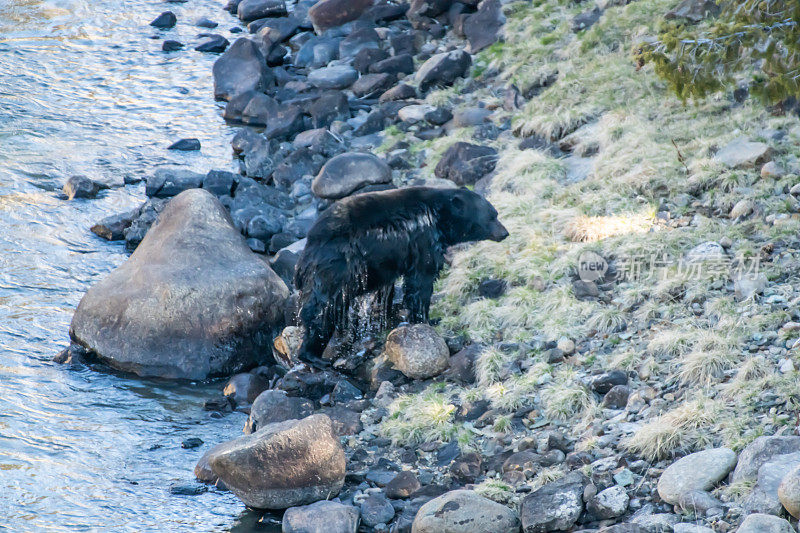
[213,38,273,101]
[167,138,201,151]
[63,175,102,200]
[195,35,230,53]
[91,209,138,241]
[308,0,374,33]
[209,414,346,509]
[150,11,177,29]
[70,189,289,380]
[311,152,391,199]
[412,489,520,533]
[145,168,204,198]
[237,0,287,22]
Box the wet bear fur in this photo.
[294,186,509,362]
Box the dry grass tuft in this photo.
[625,399,721,460]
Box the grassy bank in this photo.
[379,0,800,485]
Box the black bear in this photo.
[294,186,508,363]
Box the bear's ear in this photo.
[450,195,466,212]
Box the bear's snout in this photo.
[489,220,509,242]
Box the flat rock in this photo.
[520,472,586,532]
[308,65,358,90]
[412,489,520,533]
[237,0,287,22]
[385,324,449,379]
[168,138,201,151]
[283,500,359,533]
[715,137,772,168]
[213,37,273,101]
[657,448,737,505]
[311,152,391,199]
[416,49,472,92]
[736,513,794,533]
[209,414,345,509]
[70,189,289,380]
[146,168,204,198]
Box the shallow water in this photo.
[0,0,273,530]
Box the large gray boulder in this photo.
[213,38,273,101]
[70,189,289,380]
[412,490,519,533]
[311,152,392,199]
[209,414,346,509]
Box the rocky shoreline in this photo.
[54,0,800,532]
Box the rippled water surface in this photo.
[0,0,269,530]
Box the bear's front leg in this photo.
[298,288,337,367]
[403,272,435,323]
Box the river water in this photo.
[0,0,271,530]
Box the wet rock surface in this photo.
[208,414,345,509]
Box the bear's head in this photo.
[438,188,509,245]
